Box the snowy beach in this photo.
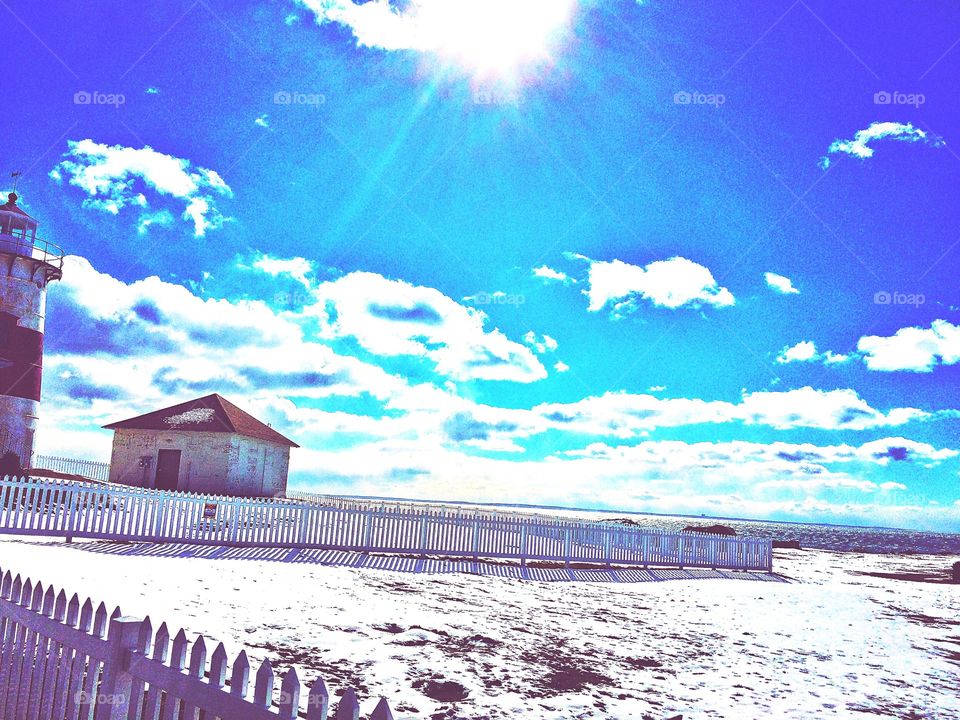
[1,537,956,719]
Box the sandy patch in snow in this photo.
[0,538,957,719]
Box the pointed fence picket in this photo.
[0,565,394,720]
[0,476,773,572]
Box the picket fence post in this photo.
[65,486,78,544]
[94,616,141,720]
[471,518,480,560]
[417,516,428,558]
[296,503,309,548]
[152,495,167,542]
[229,500,241,546]
[519,524,528,566]
[361,511,373,552]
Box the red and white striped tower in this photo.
[0,190,63,466]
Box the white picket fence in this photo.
[287,491,580,524]
[0,477,773,571]
[31,456,111,483]
[0,564,393,719]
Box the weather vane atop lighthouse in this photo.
[9,171,22,195]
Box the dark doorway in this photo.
[154,449,181,491]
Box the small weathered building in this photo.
[103,394,298,498]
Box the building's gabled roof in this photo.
[103,394,299,447]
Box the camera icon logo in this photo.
[873,91,892,105]
[273,91,292,105]
[874,291,892,305]
[673,90,692,105]
[74,91,92,105]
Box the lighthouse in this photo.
[0,189,63,467]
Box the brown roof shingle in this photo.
[103,393,299,447]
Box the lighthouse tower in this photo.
[0,190,63,467]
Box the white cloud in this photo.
[532,265,572,283]
[255,114,270,128]
[250,253,313,289]
[50,140,232,236]
[777,340,818,364]
[563,437,955,494]
[523,331,558,354]
[553,361,569,373]
[879,481,907,491]
[535,386,930,436]
[309,271,546,383]
[136,209,174,235]
[583,256,734,316]
[822,351,852,365]
[777,340,851,366]
[736,387,924,430]
[296,0,575,74]
[820,121,942,168]
[764,271,799,295]
[858,320,960,372]
[243,255,545,383]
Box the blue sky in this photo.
[2,0,959,530]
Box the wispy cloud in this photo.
[777,340,850,366]
[764,271,799,295]
[858,320,960,372]
[306,270,547,383]
[580,256,735,316]
[532,264,573,284]
[50,140,233,236]
[523,331,558,354]
[820,121,943,168]
[535,386,930,434]
[249,253,313,288]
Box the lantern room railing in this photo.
[0,230,64,279]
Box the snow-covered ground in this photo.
[1,537,957,719]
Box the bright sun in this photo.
[337,0,577,78]
[422,0,575,75]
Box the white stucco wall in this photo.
[109,429,290,497]
[226,435,290,497]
